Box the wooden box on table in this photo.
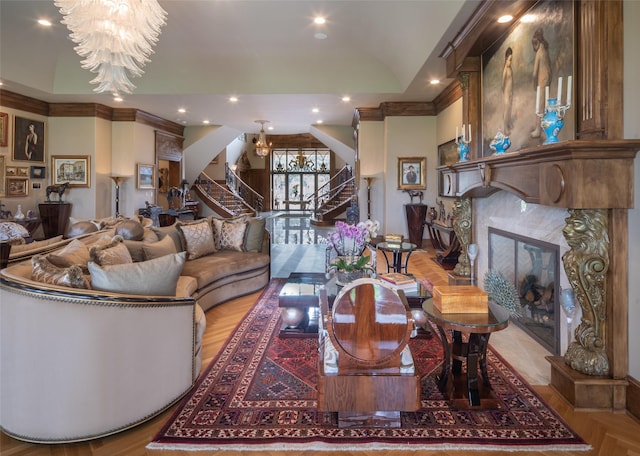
[432,285,488,313]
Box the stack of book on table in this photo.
[379,272,418,292]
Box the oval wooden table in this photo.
[422,298,510,408]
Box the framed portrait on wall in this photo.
[0,112,8,147]
[13,116,45,163]
[481,0,574,155]
[397,156,426,191]
[137,163,155,189]
[51,155,90,187]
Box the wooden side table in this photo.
[38,203,72,239]
[422,298,510,408]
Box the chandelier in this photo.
[254,120,271,157]
[55,0,167,94]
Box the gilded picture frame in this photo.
[13,116,45,163]
[137,163,155,190]
[51,155,90,187]
[6,177,29,197]
[397,156,426,190]
[0,112,8,147]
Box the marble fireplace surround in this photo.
[439,140,640,411]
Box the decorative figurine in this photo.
[45,182,70,202]
[490,129,511,155]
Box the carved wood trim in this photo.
[0,89,49,116]
[155,130,184,162]
[352,102,434,125]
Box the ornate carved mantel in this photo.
[438,0,637,411]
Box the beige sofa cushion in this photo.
[31,255,89,289]
[243,217,266,252]
[9,235,64,255]
[176,219,216,260]
[88,252,186,296]
[143,235,178,260]
[47,238,91,269]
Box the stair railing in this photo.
[225,163,264,213]
[308,165,355,218]
[194,172,252,217]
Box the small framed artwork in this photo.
[51,155,90,187]
[6,177,29,197]
[17,166,29,177]
[137,163,155,189]
[30,165,45,179]
[0,112,8,147]
[13,116,45,163]
[6,166,16,176]
[397,156,426,191]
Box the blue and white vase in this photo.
[541,98,564,145]
[489,130,511,155]
[457,142,469,162]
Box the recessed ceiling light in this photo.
[520,14,536,23]
[312,107,319,113]
[316,120,323,124]
[314,17,326,25]
[430,79,440,85]
[113,96,123,102]
[229,96,238,103]
[178,108,186,113]
[498,15,513,23]
[37,19,52,27]
[314,32,327,40]
[267,126,274,131]
[342,96,351,102]
[203,120,210,124]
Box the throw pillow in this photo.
[88,252,186,296]
[31,255,89,289]
[152,224,183,252]
[211,216,248,251]
[244,217,266,252]
[115,219,145,241]
[9,235,64,255]
[47,238,91,269]
[89,235,133,266]
[176,219,216,260]
[66,221,99,238]
[142,234,178,260]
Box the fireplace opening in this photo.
[488,227,560,354]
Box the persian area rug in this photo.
[148,279,589,452]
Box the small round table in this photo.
[422,298,510,408]
[376,241,417,274]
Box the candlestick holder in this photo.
[537,98,571,145]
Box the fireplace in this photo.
[488,228,561,355]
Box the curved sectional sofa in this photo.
[0,216,270,443]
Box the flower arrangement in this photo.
[326,220,379,272]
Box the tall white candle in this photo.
[468,124,471,142]
[462,124,466,141]
[535,86,541,114]
[557,77,563,105]
[566,76,572,106]
[456,126,459,144]
[545,86,549,110]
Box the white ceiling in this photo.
[0,0,478,135]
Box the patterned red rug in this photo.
[148,279,589,452]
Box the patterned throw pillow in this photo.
[89,235,133,266]
[31,255,89,289]
[176,219,216,260]
[211,216,248,252]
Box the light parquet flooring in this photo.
[2,249,640,456]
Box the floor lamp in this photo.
[363,176,374,220]
[109,176,128,217]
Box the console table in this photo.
[424,220,459,269]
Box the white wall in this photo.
[383,116,436,237]
[624,0,640,381]
[358,121,385,224]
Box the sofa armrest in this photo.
[0,274,198,443]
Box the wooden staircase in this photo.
[309,165,357,226]
[193,166,262,218]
